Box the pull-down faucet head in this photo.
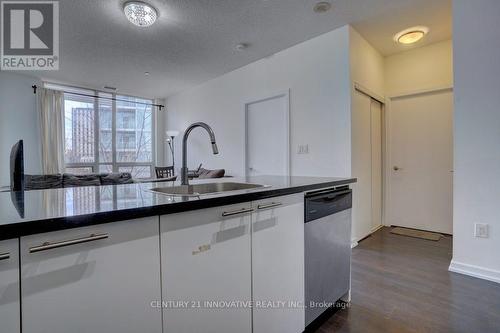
[211,142,219,155]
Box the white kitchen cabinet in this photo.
[0,238,20,333]
[20,217,162,333]
[161,202,253,333]
[252,193,305,333]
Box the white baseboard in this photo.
[340,289,351,302]
[449,260,500,284]
[351,225,385,248]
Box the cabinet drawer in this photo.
[21,217,162,333]
[252,193,305,333]
[0,238,20,333]
[161,203,252,333]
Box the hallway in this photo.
[317,228,500,332]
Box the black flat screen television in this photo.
[10,140,24,191]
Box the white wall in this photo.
[349,27,385,98]
[385,40,453,96]
[0,72,42,187]
[450,0,500,283]
[165,25,352,177]
[349,27,385,244]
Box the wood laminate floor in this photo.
[316,227,500,333]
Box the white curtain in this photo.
[38,88,65,174]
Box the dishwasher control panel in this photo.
[305,187,352,222]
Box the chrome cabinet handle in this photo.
[29,233,109,253]
[0,252,10,261]
[257,202,283,210]
[222,207,254,217]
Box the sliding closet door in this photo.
[352,91,372,243]
[352,90,383,243]
[371,99,383,231]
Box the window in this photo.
[61,86,155,179]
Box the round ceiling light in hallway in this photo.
[394,26,430,44]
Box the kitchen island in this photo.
[0,175,355,333]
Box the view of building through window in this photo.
[63,89,154,178]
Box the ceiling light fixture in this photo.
[124,1,158,27]
[394,26,429,45]
[313,2,332,13]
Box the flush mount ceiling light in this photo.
[124,1,158,27]
[394,26,429,45]
[313,2,332,13]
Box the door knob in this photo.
[393,166,401,171]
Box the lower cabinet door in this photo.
[161,203,252,333]
[0,238,20,333]
[20,217,162,333]
[252,193,305,333]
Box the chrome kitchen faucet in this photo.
[181,122,219,185]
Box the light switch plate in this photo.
[474,223,489,238]
[298,144,309,154]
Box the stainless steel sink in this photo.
[149,182,267,196]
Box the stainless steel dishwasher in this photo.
[304,186,352,326]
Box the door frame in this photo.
[244,90,291,177]
[353,83,387,235]
[384,85,454,230]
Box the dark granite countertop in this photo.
[0,175,356,240]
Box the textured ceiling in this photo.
[20,0,451,98]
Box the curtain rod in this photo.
[31,84,165,110]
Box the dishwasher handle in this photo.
[308,189,351,203]
[305,188,352,223]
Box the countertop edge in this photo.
[0,178,356,240]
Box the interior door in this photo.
[388,89,453,234]
[246,94,289,177]
[351,91,383,242]
[371,99,383,231]
[352,92,372,242]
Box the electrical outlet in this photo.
[298,144,309,154]
[474,223,489,238]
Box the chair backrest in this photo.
[155,166,174,179]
